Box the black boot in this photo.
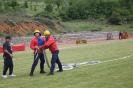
[40,70,46,74]
[30,72,33,76]
[57,69,63,72]
[30,69,34,76]
[47,72,54,76]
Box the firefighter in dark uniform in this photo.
[2,36,16,78]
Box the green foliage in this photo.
[0,0,133,23]
[45,4,53,13]
[119,0,133,10]
[23,1,28,8]
[0,32,4,36]
[10,0,19,9]
[108,11,121,25]
[37,0,132,23]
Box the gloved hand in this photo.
[10,54,13,58]
[35,46,39,49]
[37,46,44,53]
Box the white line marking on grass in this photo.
[101,53,133,63]
[59,44,89,50]
[80,53,133,67]
[56,53,133,71]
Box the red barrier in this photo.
[0,46,3,53]
[0,43,25,53]
[12,43,25,52]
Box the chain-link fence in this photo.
[0,31,119,46]
[0,36,32,46]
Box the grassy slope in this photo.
[0,39,133,88]
[62,21,133,34]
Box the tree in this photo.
[10,0,19,10]
[24,1,28,8]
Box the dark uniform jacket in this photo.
[3,42,12,58]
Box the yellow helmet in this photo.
[44,30,50,36]
[34,30,41,35]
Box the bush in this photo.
[0,32,4,36]
[90,27,102,32]
[127,15,133,23]
[129,22,133,28]
[108,11,121,25]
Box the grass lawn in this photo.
[0,39,133,88]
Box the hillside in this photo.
[0,0,132,36]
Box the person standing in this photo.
[39,30,63,75]
[30,30,46,76]
[119,31,123,39]
[2,36,16,78]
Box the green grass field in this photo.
[0,39,133,88]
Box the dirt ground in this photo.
[0,22,47,36]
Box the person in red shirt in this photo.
[39,30,63,75]
[29,30,46,76]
